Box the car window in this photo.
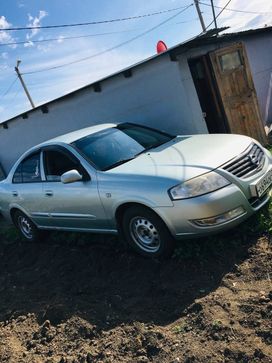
[72,124,174,171]
[13,163,22,183]
[0,163,6,181]
[72,128,145,171]
[118,124,172,149]
[13,152,41,184]
[43,149,81,182]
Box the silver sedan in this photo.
[0,123,271,258]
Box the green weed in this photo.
[172,324,188,334]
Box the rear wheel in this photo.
[122,206,175,258]
[13,210,41,242]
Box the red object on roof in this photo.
[156,40,168,54]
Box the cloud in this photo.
[57,35,64,43]
[216,0,272,31]
[0,64,10,74]
[1,52,8,59]
[21,34,145,74]
[0,16,11,30]
[23,40,34,48]
[0,16,17,48]
[26,10,48,40]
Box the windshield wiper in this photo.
[102,157,136,171]
[135,140,171,156]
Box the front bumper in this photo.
[153,179,271,239]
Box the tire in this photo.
[13,210,41,242]
[122,206,175,259]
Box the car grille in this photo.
[222,144,265,178]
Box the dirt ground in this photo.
[0,213,271,363]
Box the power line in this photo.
[9,83,21,103]
[176,17,199,24]
[0,29,139,47]
[1,4,193,32]
[1,76,18,98]
[22,4,193,75]
[0,18,200,48]
[204,0,233,30]
[199,1,272,15]
[2,80,22,106]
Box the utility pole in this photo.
[193,0,206,32]
[14,60,35,109]
[211,0,218,29]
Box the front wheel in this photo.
[122,206,175,258]
[13,210,41,242]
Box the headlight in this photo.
[169,171,231,200]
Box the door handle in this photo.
[45,190,53,197]
[12,191,18,197]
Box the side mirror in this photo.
[61,169,83,184]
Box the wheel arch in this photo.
[115,202,176,258]
[116,202,151,224]
[10,207,36,226]
[10,207,21,222]
[115,202,172,235]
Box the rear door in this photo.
[209,43,267,144]
[11,151,43,224]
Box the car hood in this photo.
[108,134,253,182]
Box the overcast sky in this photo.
[0,0,271,123]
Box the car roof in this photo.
[8,123,118,177]
[40,123,117,146]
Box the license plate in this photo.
[255,169,272,197]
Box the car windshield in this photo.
[71,123,174,171]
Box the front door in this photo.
[209,43,267,144]
[40,147,109,231]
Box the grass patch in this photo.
[0,225,20,243]
[1,198,272,256]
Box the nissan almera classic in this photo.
[0,123,271,258]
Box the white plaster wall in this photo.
[0,55,206,174]
[242,34,272,125]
